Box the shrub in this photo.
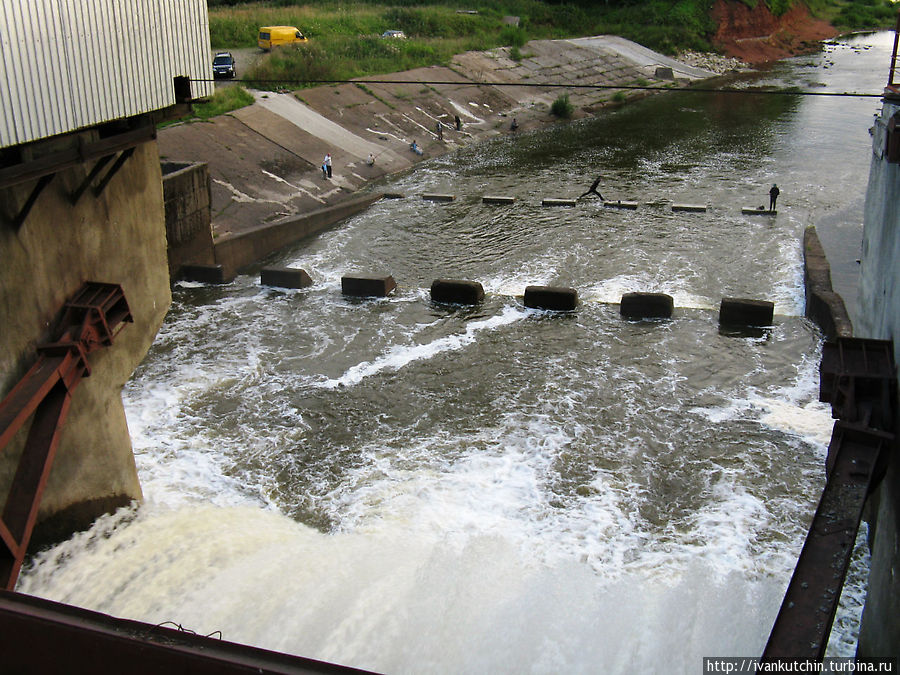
[550,93,573,118]
[191,86,256,120]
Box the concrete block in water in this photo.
[603,200,638,210]
[382,192,405,199]
[422,194,455,202]
[261,267,313,289]
[431,279,485,305]
[524,285,578,311]
[672,204,707,213]
[620,292,674,320]
[542,198,577,207]
[742,207,776,215]
[482,196,516,205]
[180,263,230,284]
[719,297,774,326]
[341,275,397,297]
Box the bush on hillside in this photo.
[550,93,574,118]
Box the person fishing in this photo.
[769,183,780,212]
[578,174,605,200]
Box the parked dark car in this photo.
[212,52,236,79]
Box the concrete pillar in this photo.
[620,292,674,320]
[719,298,774,327]
[341,275,396,297]
[261,267,313,289]
[524,285,578,311]
[431,279,484,305]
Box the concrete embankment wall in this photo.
[802,226,853,339]
[856,98,900,659]
[213,192,384,279]
[0,139,171,548]
[162,161,215,280]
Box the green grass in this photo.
[191,85,256,120]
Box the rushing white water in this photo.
[18,31,894,672]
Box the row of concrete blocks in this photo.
[256,267,775,327]
[394,193,777,215]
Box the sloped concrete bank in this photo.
[158,35,723,267]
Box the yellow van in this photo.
[258,26,308,50]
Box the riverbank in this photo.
[159,34,720,253]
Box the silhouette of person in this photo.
[511,118,519,131]
[769,183,780,212]
[455,115,462,131]
[324,153,332,178]
[436,121,443,140]
[578,175,604,200]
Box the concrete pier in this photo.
[482,196,516,205]
[741,207,776,216]
[604,201,638,210]
[671,204,707,213]
[541,198,577,207]
[341,275,397,297]
[181,264,230,285]
[261,267,314,289]
[524,285,578,311]
[620,292,674,320]
[431,279,485,305]
[718,298,774,326]
[422,194,455,202]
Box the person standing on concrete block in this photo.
[324,153,333,178]
[769,183,780,212]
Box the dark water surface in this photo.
[19,32,895,673]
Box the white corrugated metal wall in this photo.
[0,0,213,149]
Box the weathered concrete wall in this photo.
[803,226,853,339]
[856,98,900,659]
[213,192,384,279]
[0,137,171,548]
[162,161,215,281]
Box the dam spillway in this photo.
[16,31,898,672]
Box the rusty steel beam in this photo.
[0,283,132,590]
[763,422,894,660]
[0,590,378,675]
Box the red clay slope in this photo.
[712,0,838,64]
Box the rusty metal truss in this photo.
[0,282,132,590]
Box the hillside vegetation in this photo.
[207,0,898,87]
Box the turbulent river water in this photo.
[18,31,896,673]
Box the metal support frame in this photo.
[11,173,55,230]
[0,282,132,590]
[92,147,135,198]
[763,338,897,661]
[70,154,114,205]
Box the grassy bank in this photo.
[207,0,897,90]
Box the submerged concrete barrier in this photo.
[482,196,516,205]
[181,263,230,284]
[341,275,397,297]
[541,198,576,207]
[742,207,776,216]
[672,204,707,213]
[620,292,674,320]
[719,297,774,326]
[524,285,578,311]
[604,201,638,210]
[431,279,485,305]
[382,192,405,200]
[261,267,313,289]
[422,194,455,202]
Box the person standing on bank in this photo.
[324,153,333,179]
[436,121,443,140]
[769,183,780,212]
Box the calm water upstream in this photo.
[19,32,895,673]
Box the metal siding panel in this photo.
[1,0,213,148]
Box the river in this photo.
[17,31,895,673]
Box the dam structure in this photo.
[855,42,900,656]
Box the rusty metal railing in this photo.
[888,11,900,94]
